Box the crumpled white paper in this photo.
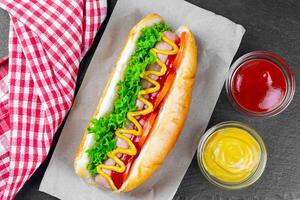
[39,0,245,199]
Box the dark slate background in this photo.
[0,0,299,199]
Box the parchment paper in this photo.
[39,0,245,199]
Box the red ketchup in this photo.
[231,58,287,113]
[110,39,180,189]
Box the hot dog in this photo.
[74,13,197,192]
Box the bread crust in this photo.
[74,13,164,184]
[74,14,197,191]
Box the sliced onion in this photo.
[149,74,158,80]
[139,118,145,126]
[140,79,152,89]
[95,174,111,189]
[104,158,115,166]
[151,91,158,98]
[117,137,129,149]
[136,99,144,110]
[163,31,179,42]
[147,64,160,71]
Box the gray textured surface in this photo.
[0,0,299,199]
[0,8,9,58]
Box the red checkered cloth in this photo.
[0,1,107,199]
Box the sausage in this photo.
[94,31,179,189]
[95,158,115,189]
[156,31,179,63]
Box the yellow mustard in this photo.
[96,35,179,190]
[202,127,261,183]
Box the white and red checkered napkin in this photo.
[0,0,107,199]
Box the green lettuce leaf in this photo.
[86,23,171,176]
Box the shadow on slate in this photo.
[0,8,9,58]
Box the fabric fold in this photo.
[0,1,107,199]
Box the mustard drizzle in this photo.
[96,35,179,191]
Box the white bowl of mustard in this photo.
[197,121,267,189]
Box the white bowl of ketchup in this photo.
[226,51,295,117]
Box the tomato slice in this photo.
[138,111,158,146]
[153,71,175,108]
[173,32,187,69]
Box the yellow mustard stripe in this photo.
[96,35,179,191]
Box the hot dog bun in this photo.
[74,13,197,192]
